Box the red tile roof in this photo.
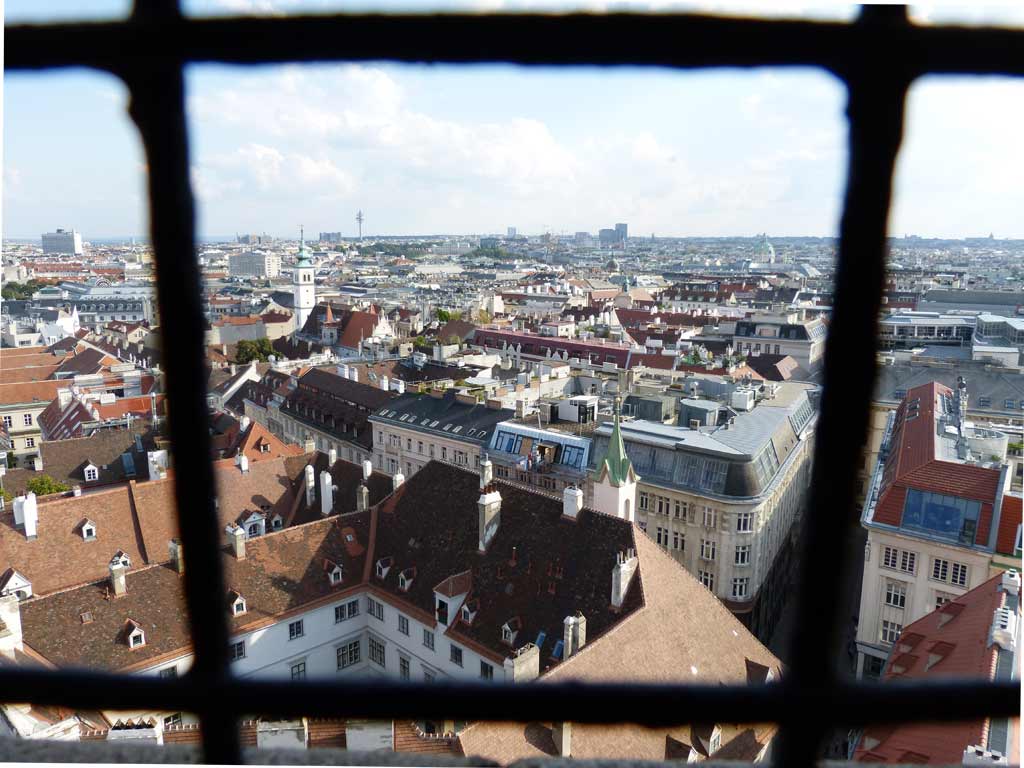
[854,573,1018,764]
[872,383,1003,546]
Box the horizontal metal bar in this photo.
[5,13,1024,78]
[0,668,1015,727]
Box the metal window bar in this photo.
[5,3,1022,765]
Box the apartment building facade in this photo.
[368,390,514,477]
[590,386,818,640]
[856,381,1022,679]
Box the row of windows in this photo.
[640,495,754,533]
[1,414,34,428]
[880,546,968,587]
[694,570,750,599]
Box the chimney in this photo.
[328,447,337,466]
[0,594,23,652]
[379,375,389,392]
[362,460,373,481]
[515,399,526,419]
[303,438,315,454]
[228,525,246,560]
[222,343,228,356]
[611,549,639,609]
[395,379,406,394]
[552,722,572,757]
[392,470,405,492]
[563,486,583,520]
[320,470,334,516]
[502,643,540,683]
[168,539,185,574]
[563,611,587,658]
[478,486,502,552]
[17,493,39,540]
[356,483,370,512]
[480,454,493,489]
[110,560,128,597]
[58,388,73,408]
[304,464,315,507]
[240,415,251,431]
[238,454,249,474]
[73,485,82,497]
[349,368,358,382]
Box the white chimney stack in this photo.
[480,454,493,489]
[563,486,583,520]
[320,470,334,516]
[392,471,405,491]
[19,493,39,540]
[110,560,128,597]
[395,379,406,394]
[168,539,185,575]
[238,454,250,474]
[478,487,502,553]
[349,368,358,382]
[552,722,572,757]
[563,612,587,659]
[362,460,373,481]
[304,464,316,506]
[328,447,337,466]
[611,549,639,609]
[228,525,246,560]
[379,375,389,392]
[240,415,251,431]
[356,483,370,512]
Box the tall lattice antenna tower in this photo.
[356,210,364,240]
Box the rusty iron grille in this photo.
[5,3,1022,765]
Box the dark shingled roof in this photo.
[369,390,514,448]
[370,462,642,668]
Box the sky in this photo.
[4,0,1024,240]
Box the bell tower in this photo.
[292,226,316,335]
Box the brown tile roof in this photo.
[0,485,148,595]
[0,429,153,495]
[457,530,780,762]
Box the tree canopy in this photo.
[26,475,71,496]
[236,337,274,364]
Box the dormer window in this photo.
[81,520,97,541]
[259,442,270,453]
[398,568,416,592]
[325,560,343,585]
[272,515,283,530]
[501,617,521,645]
[228,590,247,616]
[84,464,99,482]
[709,726,721,754]
[125,620,146,649]
[375,557,393,580]
[461,599,479,625]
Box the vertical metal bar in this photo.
[125,0,241,763]
[773,5,911,766]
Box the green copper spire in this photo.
[593,397,634,488]
[296,225,312,267]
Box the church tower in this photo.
[292,227,316,335]
[591,398,638,522]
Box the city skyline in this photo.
[4,0,1024,240]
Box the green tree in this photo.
[236,337,274,364]
[26,475,71,496]
[435,308,451,323]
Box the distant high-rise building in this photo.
[319,232,344,243]
[237,233,274,246]
[228,251,281,279]
[41,228,83,255]
[615,222,628,243]
[574,231,592,246]
[599,228,618,247]
[507,227,517,239]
